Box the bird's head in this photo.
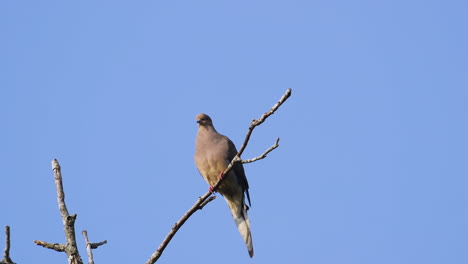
[196,113,213,127]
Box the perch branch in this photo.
[35,159,83,264]
[0,226,14,264]
[82,230,107,264]
[146,88,292,264]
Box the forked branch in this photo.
[34,159,84,264]
[82,230,107,264]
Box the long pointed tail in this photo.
[225,196,254,258]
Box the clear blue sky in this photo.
[1,1,467,263]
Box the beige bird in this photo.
[194,113,254,258]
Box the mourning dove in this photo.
[194,113,254,258]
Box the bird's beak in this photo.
[196,120,201,124]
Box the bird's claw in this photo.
[208,171,225,193]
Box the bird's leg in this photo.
[208,171,225,193]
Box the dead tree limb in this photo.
[34,159,84,264]
[146,88,292,264]
[82,230,107,264]
[0,226,15,264]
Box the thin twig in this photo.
[198,196,216,209]
[0,226,14,264]
[34,159,84,264]
[242,138,280,164]
[236,88,292,157]
[89,240,107,249]
[146,88,292,264]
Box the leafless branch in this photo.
[33,240,66,251]
[82,230,107,264]
[89,241,107,249]
[242,137,280,164]
[0,226,15,264]
[146,88,292,263]
[34,159,84,264]
[82,231,94,264]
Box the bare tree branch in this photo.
[88,241,108,249]
[82,231,94,264]
[0,226,15,264]
[242,137,280,164]
[34,159,84,264]
[146,88,292,264]
[33,240,66,251]
[198,196,216,209]
[82,230,107,264]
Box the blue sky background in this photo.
[1,1,467,263]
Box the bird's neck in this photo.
[197,125,220,143]
[200,125,217,134]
